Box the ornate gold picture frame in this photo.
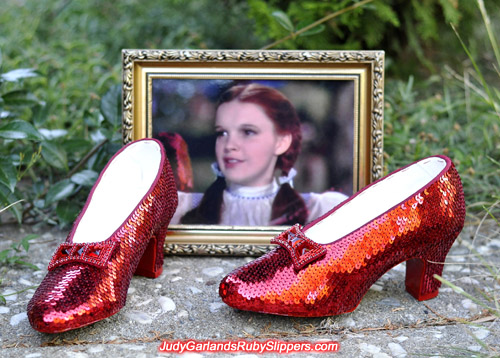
[122,49,384,256]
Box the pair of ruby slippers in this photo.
[27,139,465,333]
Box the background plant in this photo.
[0,0,261,225]
[248,0,487,77]
[0,56,122,226]
[0,0,499,225]
[384,0,500,220]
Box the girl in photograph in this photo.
[171,83,348,226]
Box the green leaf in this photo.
[297,22,325,37]
[15,260,40,270]
[100,84,122,128]
[0,185,22,223]
[38,128,67,140]
[1,90,40,106]
[70,170,98,186]
[41,141,68,170]
[1,68,38,82]
[0,249,9,262]
[0,157,17,192]
[0,120,42,140]
[272,10,294,32]
[31,103,50,126]
[61,139,93,159]
[56,200,80,225]
[19,234,39,252]
[437,0,461,24]
[45,179,75,206]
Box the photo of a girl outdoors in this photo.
[152,80,354,227]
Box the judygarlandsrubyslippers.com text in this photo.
[158,339,340,354]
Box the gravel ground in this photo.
[0,222,498,357]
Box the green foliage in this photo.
[384,0,500,213]
[384,76,500,212]
[0,234,39,270]
[0,52,122,224]
[0,0,498,224]
[248,0,499,77]
[0,233,39,305]
[0,0,261,225]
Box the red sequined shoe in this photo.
[219,155,465,317]
[27,139,178,333]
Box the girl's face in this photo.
[215,100,291,187]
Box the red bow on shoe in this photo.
[48,242,118,270]
[271,224,326,270]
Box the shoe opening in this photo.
[72,140,162,243]
[306,156,448,244]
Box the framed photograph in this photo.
[122,49,384,255]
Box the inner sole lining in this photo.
[306,157,447,244]
[72,141,162,243]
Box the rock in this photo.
[124,310,153,324]
[377,297,401,307]
[209,302,225,313]
[87,346,104,353]
[359,343,381,354]
[473,328,489,340]
[388,342,407,357]
[158,296,176,312]
[2,289,17,302]
[10,312,27,326]
[373,353,392,358]
[188,286,202,294]
[461,299,479,314]
[343,317,356,328]
[135,298,152,307]
[202,267,224,277]
[65,352,89,358]
[19,278,33,286]
[370,283,384,292]
[0,306,10,314]
[468,345,482,352]
[164,268,181,275]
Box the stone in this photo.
[158,296,176,312]
[388,342,407,357]
[202,267,224,277]
[10,312,27,326]
[124,310,153,325]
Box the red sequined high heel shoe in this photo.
[219,155,465,317]
[27,139,178,333]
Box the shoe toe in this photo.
[27,264,120,333]
[219,248,296,314]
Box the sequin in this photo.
[219,156,466,317]
[27,139,178,333]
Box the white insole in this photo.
[306,157,447,244]
[72,141,162,243]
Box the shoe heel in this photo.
[134,225,168,278]
[405,240,454,301]
[405,257,442,301]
